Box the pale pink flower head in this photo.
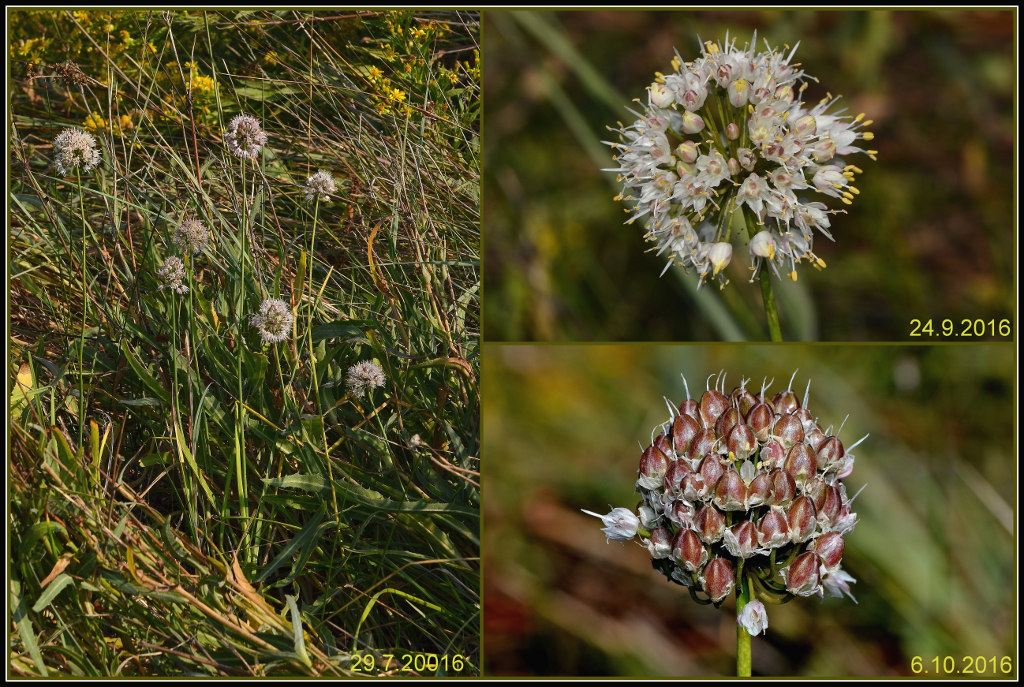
[225,114,267,160]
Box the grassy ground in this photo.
[482,345,1015,677]
[482,10,1015,341]
[9,10,480,677]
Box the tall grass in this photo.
[10,10,480,677]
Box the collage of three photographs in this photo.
[7,8,1017,680]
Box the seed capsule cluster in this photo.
[633,373,861,605]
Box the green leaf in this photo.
[31,574,75,613]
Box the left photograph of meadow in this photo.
[9,10,480,677]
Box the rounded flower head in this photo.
[304,170,338,203]
[584,371,864,624]
[607,33,875,287]
[250,298,294,344]
[224,114,267,160]
[156,256,188,295]
[346,360,387,397]
[53,127,100,176]
[173,217,210,255]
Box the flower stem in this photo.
[74,169,88,450]
[736,574,752,677]
[741,208,783,341]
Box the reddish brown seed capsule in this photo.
[698,454,725,491]
[679,472,708,502]
[699,389,730,428]
[747,470,773,508]
[695,503,726,543]
[784,443,817,485]
[663,460,692,494]
[773,413,805,449]
[665,499,696,528]
[727,423,757,460]
[783,551,820,596]
[647,526,673,558]
[817,484,843,525]
[653,433,673,457]
[637,445,670,490]
[671,528,707,572]
[811,532,845,570]
[806,427,828,453]
[746,402,775,442]
[773,389,800,414]
[713,468,747,511]
[760,441,786,469]
[701,557,735,602]
[787,495,817,543]
[672,413,701,456]
[715,406,741,438]
[723,520,759,558]
[679,398,700,421]
[767,468,797,505]
[757,507,790,548]
[731,386,758,416]
[817,436,845,470]
[688,428,717,460]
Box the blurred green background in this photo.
[482,10,1015,341]
[482,344,1015,676]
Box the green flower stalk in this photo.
[584,371,865,676]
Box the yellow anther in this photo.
[862,131,875,141]
[862,119,874,127]
[846,165,863,174]
[815,257,827,268]
[788,271,798,281]
[848,186,860,195]
[841,197,853,205]
[855,112,865,122]
[671,56,682,71]
[842,191,854,199]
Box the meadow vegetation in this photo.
[10,9,480,676]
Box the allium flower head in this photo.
[606,33,876,287]
[53,127,101,175]
[225,114,268,160]
[585,370,865,628]
[304,170,338,203]
[156,256,188,295]
[250,298,294,344]
[346,360,387,397]
[173,217,210,255]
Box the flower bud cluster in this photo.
[587,372,862,612]
[606,33,876,287]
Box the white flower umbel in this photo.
[304,170,338,203]
[606,32,876,288]
[156,256,188,295]
[225,114,268,160]
[346,360,387,397]
[250,298,294,344]
[53,127,100,176]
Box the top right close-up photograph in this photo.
[482,10,1015,342]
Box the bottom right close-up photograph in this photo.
[481,344,1015,678]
